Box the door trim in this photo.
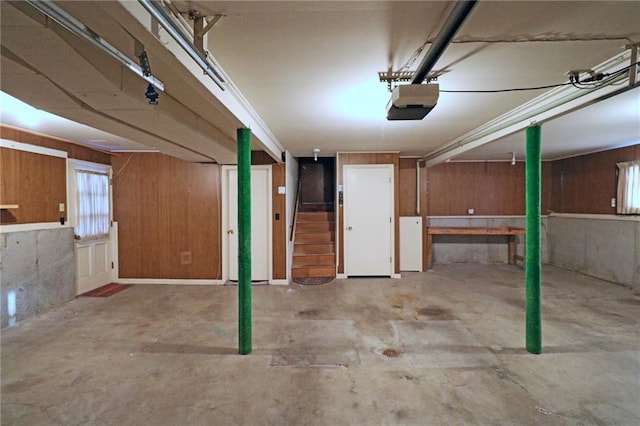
[343,164,395,277]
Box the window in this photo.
[617,160,640,214]
[75,170,110,240]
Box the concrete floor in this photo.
[2,264,639,425]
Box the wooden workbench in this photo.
[426,226,526,269]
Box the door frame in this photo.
[67,158,117,294]
[343,164,395,277]
[221,165,273,283]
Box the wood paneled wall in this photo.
[337,152,400,275]
[1,126,112,164]
[112,153,221,279]
[0,126,110,225]
[0,147,66,224]
[426,162,552,216]
[272,163,287,279]
[399,158,427,216]
[551,144,640,214]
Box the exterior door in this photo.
[68,160,115,294]
[224,166,271,281]
[344,165,394,276]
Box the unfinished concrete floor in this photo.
[2,264,639,425]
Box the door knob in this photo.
[347,226,353,231]
[227,229,234,234]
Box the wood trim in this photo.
[0,126,112,165]
[272,163,287,279]
[426,226,525,269]
[427,226,525,235]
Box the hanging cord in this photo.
[438,61,639,93]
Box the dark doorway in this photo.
[298,157,335,212]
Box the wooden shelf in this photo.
[0,204,19,209]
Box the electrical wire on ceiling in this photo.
[438,61,639,93]
[398,34,634,72]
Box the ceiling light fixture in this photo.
[25,0,165,92]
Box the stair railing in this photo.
[289,165,304,241]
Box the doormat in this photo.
[293,277,334,285]
[81,283,132,297]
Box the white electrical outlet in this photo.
[611,198,616,208]
[468,208,474,215]
[59,203,65,212]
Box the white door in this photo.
[224,166,271,281]
[344,165,394,276]
[68,160,116,295]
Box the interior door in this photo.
[68,160,115,294]
[344,165,394,276]
[225,167,271,281]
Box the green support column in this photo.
[525,125,542,354]
[237,128,252,355]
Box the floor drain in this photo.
[382,348,400,358]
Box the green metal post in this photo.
[525,125,542,354]
[237,128,252,355]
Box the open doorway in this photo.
[298,157,335,212]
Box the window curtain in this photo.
[76,170,110,240]
[616,160,640,214]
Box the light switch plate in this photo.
[278,186,286,195]
[59,203,65,212]
[468,208,474,215]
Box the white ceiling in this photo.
[1,1,639,163]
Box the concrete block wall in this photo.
[426,216,549,266]
[1,228,75,328]
[547,215,640,290]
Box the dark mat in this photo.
[81,283,132,297]
[293,277,334,285]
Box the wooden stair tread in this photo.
[293,204,336,278]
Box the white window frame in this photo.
[67,159,112,242]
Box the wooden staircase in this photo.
[292,210,336,279]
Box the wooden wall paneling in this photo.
[0,148,20,211]
[251,150,277,165]
[553,145,638,214]
[272,163,287,279]
[185,162,220,279]
[426,162,529,216]
[337,152,400,275]
[541,162,553,214]
[399,158,418,216]
[1,126,112,165]
[113,153,221,279]
[550,161,563,213]
[0,147,66,224]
